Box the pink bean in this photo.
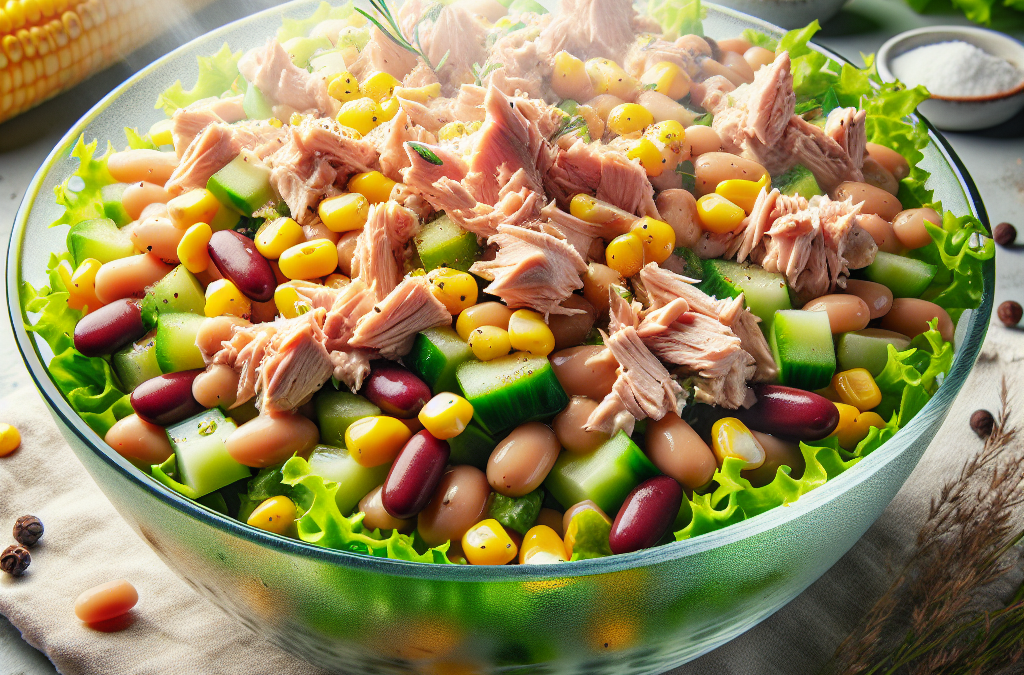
[94,253,172,305]
[107,149,179,186]
[121,181,171,221]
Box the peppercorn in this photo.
[1,545,30,576]
[970,409,995,438]
[13,515,43,547]
[997,300,1022,327]
[994,222,1016,247]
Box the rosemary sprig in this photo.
[355,0,449,72]
[471,61,504,87]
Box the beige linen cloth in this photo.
[0,323,1020,675]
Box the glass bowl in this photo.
[6,2,994,672]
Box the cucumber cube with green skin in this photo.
[242,82,275,120]
[156,313,207,373]
[313,390,381,448]
[100,183,132,226]
[282,35,334,67]
[544,431,661,515]
[407,326,475,395]
[447,422,495,470]
[774,165,822,199]
[66,217,135,266]
[836,329,912,377]
[306,445,389,516]
[414,214,481,273]
[166,409,251,498]
[770,309,836,391]
[456,354,569,437]
[143,265,206,316]
[210,204,242,232]
[207,153,276,216]
[490,489,544,535]
[858,251,937,299]
[698,259,791,332]
[112,331,161,392]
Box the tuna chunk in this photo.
[350,277,452,358]
[258,312,335,413]
[539,201,607,257]
[735,187,780,262]
[693,75,736,115]
[170,95,246,157]
[824,107,867,169]
[716,294,778,383]
[484,34,548,100]
[537,0,638,63]
[785,115,864,192]
[625,39,699,82]
[397,1,487,89]
[376,109,436,182]
[294,279,378,391]
[712,53,795,154]
[350,28,419,81]
[401,140,470,207]
[165,122,287,195]
[354,202,420,301]
[544,139,659,217]
[238,39,336,116]
[470,224,587,318]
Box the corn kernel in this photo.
[167,188,220,230]
[829,402,863,449]
[345,416,412,467]
[361,71,401,102]
[606,103,654,137]
[0,423,21,457]
[851,411,887,445]
[715,174,770,214]
[832,368,882,412]
[428,267,478,315]
[631,216,676,264]
[378,96,400,123]
[148,118,174,147]
[520,525,568,564]
[348,171,397,204]
[585,58,638,99]
[318,192,369,233]
[552,50,593,101]
[696,193,746,234]
[627,138,664,177]
[325,273,351,289]
[176,222,213,274]
[640,61,691,100]
[418,393,474,440]
[278,239,339,280]
[68,257,102,313]
[267,117,284,128]
[462,519,518,565]
[274,282,314,319]
[290,112,306,127]
[456,302,514,341]
[255,217,304,260]
[711,417,765,469]
[647,120,686,146]
[508,309,555,356]
[336,97,383,135]
[205,279,252,319]
[393,82,441,103]
[605,232,645,278]
[438,121,470,141]
[327,71,360,103]
[246,495,296,536]
[568,193,635,234]
[468,325,512,361]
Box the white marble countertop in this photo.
[1,0,1022,672]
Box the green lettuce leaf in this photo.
[277,1,354,42]
[155,43,242,116]
[647,0,705,38]
[47,349,133,437]
[910,213,994,324]
[741,28,777,51]
[567,508,614,561]
[874,319,953,422]
[51,136,115,229]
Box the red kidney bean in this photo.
[130,370,204,426]
[73,299,145,357]
[208,230,276,302]
[362,363,431,419]
[383,431,451,520]
[735,385,840,441]
[609,476,683,555]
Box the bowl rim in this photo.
[877,25,1024,103]
[6,0,995,581]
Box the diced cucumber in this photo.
[770,310,836,391]
[313,390,381,448]
[282,35,333,67]
[447,422,495,470]
[242,82,274,120]
[100,183,132,226]
[836,328,912,377]
[407,326,475,395]
[413,214,480,273]
[66,217,134,266]
[155,313,207,373]
[210,205,242,232]
[489,489,543,535]
[309,49,349,76]
[165,409,251,498]
[773,165,822,199]
[456,354,569,437]
[111,331,161,392]
[544,431,661,515]
[508,0,548,13]
[143,265,206,316]
[207,153,276,216]
[858,251,937,299]
[307,445,389,516]
[698,259,791,331]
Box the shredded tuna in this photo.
[377,109,436,182]
[293,280,378,391]
[824,107,867,169]
[785,115,864,192]
[625,39,700,82]
[170,95,246,157]
[349,28,419,81]
[238,39,336,117]
[712,53,795,154]
[350,277,451,358]
[354,202,420,301]
[398,1,487,90]
[694,75,737,115]
[544,139,659,217]
[165,122,287,195]
[537,0,638,63]
[483,36,548,101]
[539,200,606,257]
[735,187,780,262]
[397,96,453,134]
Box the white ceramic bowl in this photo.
[712,0,848,30]
[877,26,1024,132]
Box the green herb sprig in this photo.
[355,0,450,72]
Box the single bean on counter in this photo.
[0,545,30,576]
[74,579,138,624]
[13,515,44,548]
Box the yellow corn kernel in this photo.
[361,71,401,102]
[520,525,568,564]
[829,402,862,449]
[467,121,482,133]
[267,117,284,129]
[605,232,645,278]
[149,118,174,147]
[551,51,593,101]
[640,61,691,100]
[69,257,102,313]
[205,279,252,319]
[345,416,413,467]
[278,239,339,280]
[336,97,383,135]
[711,417,766,469]
[255,217,304,260]
[274,282,313,319]
[631,216,676,264]
[246,495,296,536]
[325,273,351,289]
[176,222,213,274]
[647,120,686,146]
[378,95,400,123]
[832,368,882,412]
[508,309,555,356]
[0,423,21,457]
[585,58,638,99]
[456,302,515,341]
[428,267,478,315]
[851,411,887,445]
[167,188,220,230]
[627,138,664,177]
[393,82,441,103]
[438,121,470,141]
[418,393,474,440]
[568,193,635,234]
[290,112,306,127]
[696,193,746,234]
[468,325,512,361]
[462,519,518,565]
[606,103,654,137]
[318,192,369,233]
[327,71,360,102]
[348,171,397,204]
[715,174,770,215]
